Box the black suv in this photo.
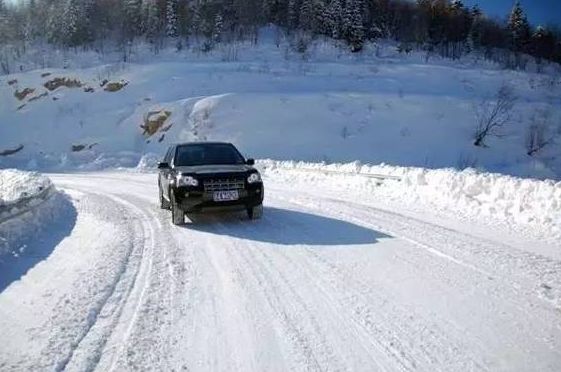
[158,142,264,225]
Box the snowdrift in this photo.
[0,170,63,256]
[259,160,561,242]
[0,169,53,208]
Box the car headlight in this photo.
[176,175,199,187]
[247,172,262,184]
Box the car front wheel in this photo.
[247,204,263,220]
[159,185,170,210]
[170,192,185,225]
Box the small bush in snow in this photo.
[526,108,555,156]
[200,41,214,53]
[473,84,517,147]
[456,153,479,170]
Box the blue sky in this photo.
[462,0,561,26]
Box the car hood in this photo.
[175,164,254,175]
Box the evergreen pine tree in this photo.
[508,1,531,53]
[25,0,38,40]
[262,0,275,23]
[0,0,5,26]
[299,0,314,31]
[450,0,464,11]
[314,0,329,36]
[213,14,223,43]
[176,0,191,38]
[62,0,92,47]
[288,0,301,30]
[46,1,65,44]
[327,0,343,39]
[63,0,79,46]
[471,5,482,18]
[531,26,555,63]
[191,4,202,36]
[144,0,162,41]
[125,0,143,38]
[468,5,483,51]
[344,0,364,52]
[0,0,8,44]
[166,0,179,37]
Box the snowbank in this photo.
[259,160,561,242]
[136,153,161,171]
[0,170,63,256]
[0,169,53,207]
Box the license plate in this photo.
[213,190,239,202]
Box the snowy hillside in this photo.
[1,39,560,179]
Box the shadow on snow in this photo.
[185,206,391,246]
[0,194,77,293]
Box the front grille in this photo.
[203,178,245,192]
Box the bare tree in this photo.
[473,84,517,147]
[525,108,554,156]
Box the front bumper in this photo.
[173,184,264,213]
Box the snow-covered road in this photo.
[1,171,560,371]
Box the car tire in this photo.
[159,185,170,210]
[247,204,263,220]
[170,192,185,225]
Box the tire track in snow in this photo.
[97,194,183,372]
[227,236,327,371]
[286,246,488,371]
[274,189,561,311]
[8,187,147,372]
[241,212,484,372]
[269,192,561,368]
[15,171,556,372]
[237,242,397,372]
[44,179,175,372]
[51,189,155,372]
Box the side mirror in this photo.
[246,158,255,166]
[158,162,170,169]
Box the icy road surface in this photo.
[1,171,560,371]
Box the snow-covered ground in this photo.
[0,170,559,371]
[1,33,561,371]
[1,36,560,178]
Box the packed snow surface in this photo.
[0,170,560,371]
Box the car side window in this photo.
[164,147,173,163]
[168,146,175,165]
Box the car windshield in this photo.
[174,144,245,166]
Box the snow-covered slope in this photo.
[1,39,560,178]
